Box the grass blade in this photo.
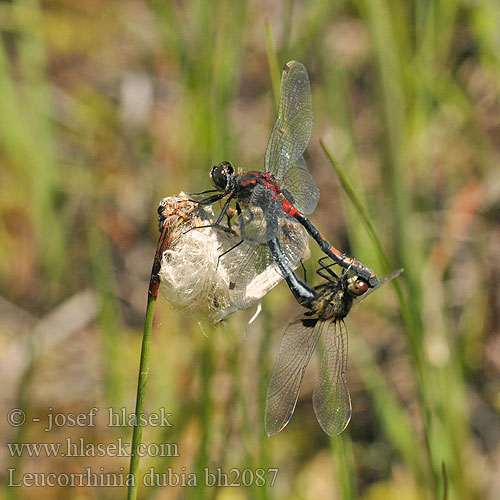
[265,21,280,111]
[126,292,157,500]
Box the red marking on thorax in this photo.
[261,180,278,193]
[239,177,258,188]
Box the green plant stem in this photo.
[126,292,157,500]
[264,21,280,111]
[330,433,356,500]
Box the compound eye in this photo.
[224,161,234,176]
[348,278,369,297]
[209,164,227,190]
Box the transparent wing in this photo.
[265,314,324,436]
[235,184,280,244]
[224,217,308,310]
[280,156,319,215]
[224,242,276,310]
[265,61,314,187]
[312,319,352,436]
[276,215,309,271]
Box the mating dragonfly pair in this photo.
[170,61,399,436]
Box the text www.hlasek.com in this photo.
[6,438,178,458]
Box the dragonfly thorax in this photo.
[210,161,235,192]
[311,284,351,320]
[311,274,368,321]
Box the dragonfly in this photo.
[193,61,378,310]
[265,257,402,436]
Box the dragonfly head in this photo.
[210,161,235,192]
[346,276,369,297]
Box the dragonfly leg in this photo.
[188,192,226,205]
[213,193,235,225]
[184,193,235,235]
[216,238,244,271]
[318,255,332,269]
[299,259,307,282]
[188,188,220,196]
[316,267,337,281]
[315,257,339,281]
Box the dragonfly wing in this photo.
[265,61,313,185]
[276,214,309,272]
[244,181,309,265]
[223,218,308,311]
[280,156,319,215]
[236,183,280,244]
[312,319,352,436]
[265,314,322,436]
[223,241,278,310]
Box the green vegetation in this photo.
[1,1,499,499]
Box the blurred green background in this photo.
[1,1,499,499]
